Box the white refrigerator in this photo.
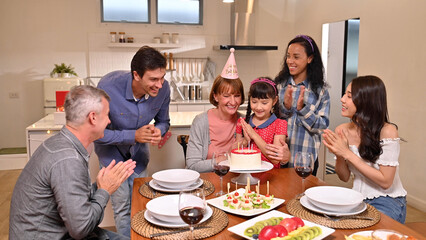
[43,77,84,115]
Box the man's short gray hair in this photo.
[64,85,110,126]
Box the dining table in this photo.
[131,168,423,239]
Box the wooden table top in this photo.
[131,168,423,239]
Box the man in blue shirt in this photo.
[95,46,170,236]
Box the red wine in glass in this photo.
[294,152,314,196]
[179,206,205,225]
[295,166,312,178]
[212,151,230,196]
[214,165,230,177]
[179,188,206,240]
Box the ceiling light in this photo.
[223,0,234,3]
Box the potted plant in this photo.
[50,63,78,78]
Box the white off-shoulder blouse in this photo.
[348,138,407,199]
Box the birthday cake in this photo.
[230,148,261,170]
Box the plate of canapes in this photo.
[206,180,285,217]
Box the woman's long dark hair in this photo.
[274,35,325,95]
[245,77,280,123]
[351,75,390,163]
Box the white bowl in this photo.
[305,186,364,212]
[146,195,182,223]
[152,169,200,189]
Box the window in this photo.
[156,0,203,25]
[101,0,150,23]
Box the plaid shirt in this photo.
[278,77,330,165]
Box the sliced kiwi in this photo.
[311,226,322,237]
[304,229,315,239]
[244,227,257,237]
[266,218,275,225]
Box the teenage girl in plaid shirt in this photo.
[275,35,330,175]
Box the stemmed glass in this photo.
[178,188,206,240]
[293,152,314,195]
[212,151,230,196]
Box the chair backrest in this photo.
[177,135,189,160]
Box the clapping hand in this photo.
[97,159,136,195]
[322,129,350,158]
[296,86,305,111]
[283,85,305,111]
[135,124,162,144]
[283,84,294,109]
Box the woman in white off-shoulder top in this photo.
[322,75,407,223]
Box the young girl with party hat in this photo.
[235,77,290,168]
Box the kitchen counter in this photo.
[26,111,207,174]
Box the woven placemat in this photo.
[139,179,215,199]
[286,198,380,229]
[131,207,228,239]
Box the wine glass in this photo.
[212,151,230,196]
[293,152,314,196]
[178,188,206,240]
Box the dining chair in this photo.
[177,134,189,162]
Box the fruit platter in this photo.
[227,210,335,240]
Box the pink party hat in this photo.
[220,48,239,79]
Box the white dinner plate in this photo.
[304,186,364,212]
[206,188,285,217]
[300,195,367,216]
[227,210,335,240]
[149,178,203,192]
[144,205,213,228]
[224,160,273,173]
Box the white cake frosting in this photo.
[230,148,261,169]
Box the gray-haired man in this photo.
[9,85,136,240]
